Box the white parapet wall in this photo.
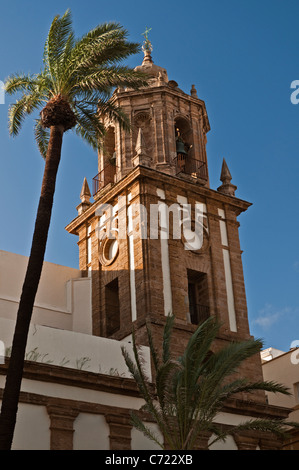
[0,250,92,333]
[0,317,151,380]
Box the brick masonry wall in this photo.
[71,167,265,398]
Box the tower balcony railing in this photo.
[174,156,208,181]
[190,304,210,325]
[92,163,117,196]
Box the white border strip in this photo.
[218,209,237,332]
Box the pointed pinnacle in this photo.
[135,127,147,156]
[217,158,237,196]
[80,177,91,204]
[220,158,232,184]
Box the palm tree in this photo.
[0,9,148,450]
[122,315,298,450]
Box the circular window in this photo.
[99,237,119,266]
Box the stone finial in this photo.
[77,177,92,215]
[141,27,153,65]
[142,27,152,47]
[191,84,198,98]
[220,158,232,184]
[142,48,153,66]
[135,127,147,156]
[134,28,169,82]
[217,158,237,196]
[80,177,91,203]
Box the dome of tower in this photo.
[134,48,169,83]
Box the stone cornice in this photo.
[65,165,252,235]
[0,359,140,398]
[0,359,290,421]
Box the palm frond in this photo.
[65,22,135,74]
[121,343,143,384]
[72,21,124,54]
[69,37,140,74]
[6,11,147,157]
[130,412,164,449]
[97,98,131,132]
[73,102,105,150]
[122,333,178,449]
[227,418,293,440]
[8,92,44,136]
[43,9,73,94]
[203,337,264,392]
[122,315,299,450]
[156,360,181,412]
[223,379,291,398]
[121,336,154,409]
[77,66,149,93]
[57,31,76,94]
[34,119,50,159]
[145,320,160,373]
[162,314,175,364]
[5,73,39,95]
[178,317,220,398]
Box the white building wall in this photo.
[73,413,110,450]
[0,250,268,450]
[0,250,91,333]
[262,349,299,422]
[11,404,50,450]
[131,423,163,450]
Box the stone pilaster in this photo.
[105,413,132,450]
[259,435,282,450]
[47,405,79,450]
[233,432,259,450]
[195,431,212,450]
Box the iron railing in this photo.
[190,304,210,325]
[174,157,208,180]
[93,163,117,196]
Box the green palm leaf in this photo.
[130,413,164,449]
[0,9,149,450]
[43,9,73,93]
[5,10,149,156]
[8,92,45,136]
[122,315,298,450]
[34,119,50,159]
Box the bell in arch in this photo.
[175,129,187,173]
[176,129,187,156]
[176,139,188,155]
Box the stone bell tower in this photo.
[66,38,267,402]
[94,42,210,191]
[65,35,291,449]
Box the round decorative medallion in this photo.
[99,237,119,266]
[181,224,210,254]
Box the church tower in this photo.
[66,37,266,407]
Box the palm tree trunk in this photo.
[0,125,64,450]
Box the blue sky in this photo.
[0,0,298,352]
